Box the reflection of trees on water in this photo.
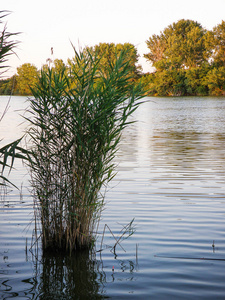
[116,124,225,174]
[150,130,225,169]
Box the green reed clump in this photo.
[27,47,144,253]
[0,10,25,191]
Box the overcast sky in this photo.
[4,0,225,77]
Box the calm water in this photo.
[1,95,225,299]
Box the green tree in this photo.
[68,43,142,81]
[143,19,219,96]
[153,69,187,96]
[204,66,225,95]
[144,34,167,70]
[52,58,67,73]
[135,72,156,96]
[145,19,211,70]
[185,65,210,95]
[42,58,67,74]
[211,20,225,67]
[17,63,39,95]
[0,75,18,95]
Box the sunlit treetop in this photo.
[145,19,212,70]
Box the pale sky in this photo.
[3,0,225,77]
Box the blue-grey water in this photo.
[1,95,225,299]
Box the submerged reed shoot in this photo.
[26,47,144,253]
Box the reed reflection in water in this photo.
[0,205,137,300]
[36,250,103,299]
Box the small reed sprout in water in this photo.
[26,46,144,253]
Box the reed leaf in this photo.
[0,11,25,190]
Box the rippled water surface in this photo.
[1,96,225,299]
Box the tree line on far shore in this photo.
[1,19,225,97]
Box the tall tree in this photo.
[144,34,167,69]
[211,20,225,67]
[68,43,142,80]
[145,19,211,71]
[17,63,39,95]
[205,66,225,95]
[0,75,18,95]
[52,58,67,73]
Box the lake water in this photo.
[1,95,225,299]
